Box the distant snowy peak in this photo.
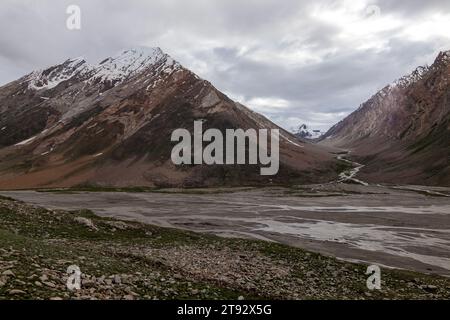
[294,124,324,140]
[27,47,181,91]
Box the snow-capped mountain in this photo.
[321,50,450,186]
[27,47,179,93]
[0,47,337,189]
[92,47,176,82]
[294,124,324,140]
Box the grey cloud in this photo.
[376,0,450,18]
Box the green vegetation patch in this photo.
[1,198,450,300]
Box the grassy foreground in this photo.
[0,195,449,300]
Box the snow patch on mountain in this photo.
[27,47,181,91]
[364,63,433,107]
[92,47,177,82]
[15,135,37,146]
[280,133,304,148]
[28,57,90,91]
[374,51,450,99]
[394,65,430,89]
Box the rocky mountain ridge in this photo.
[321,50,450,186]
[0,47,337,189]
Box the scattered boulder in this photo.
[2,270,15,277]
[39,275,48,282]
[104,221,136,230]
[423,285,438,293]
[43,281,56,288]
[9,289,26,295]
[74,217,98,231]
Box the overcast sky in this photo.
[1,0,450,131]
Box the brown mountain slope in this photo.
[0,47,338,189]
[321,51,450,186]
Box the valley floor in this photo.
[2,184,449,276]
[1,183,450,300]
